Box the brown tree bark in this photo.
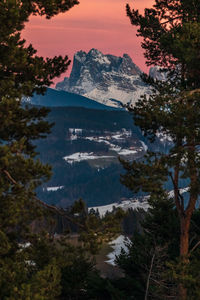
[175,140,198,300]
[178,194,197,300]
[179,216,191,300]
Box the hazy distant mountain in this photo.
[56,49,151,108]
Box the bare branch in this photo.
[2,168,86,229]
[189,240,200,256]
[187,89,200,96]
[3,169,17,185]
[145,251,156,300]
[161,16,182,25]
[35,197,85,229]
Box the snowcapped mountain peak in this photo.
[88,48,103,57]
[56,49,151,108]
[74,50,87,63]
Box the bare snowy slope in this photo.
[56,49,151,108]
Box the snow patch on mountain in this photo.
[69,128,83,134]
[140,141,148,152]
[168,187,189,198]
[90,198,149,217]
[149,66,168,81]
[90,186,190,218]
[44,186,64,192]
[63,152,114,164]
[106,235,131,266]
[118,149,138,155]
[156,131,173,144]
[64,127,145,165]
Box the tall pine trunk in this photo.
[179,216,191,300]
[180,217,190,257]
[177,141,198,300]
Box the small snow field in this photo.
[45,186,64,192]
[89,198,149,217]
[106,235,131,266]
[168,187,189,198]
[65,128,145,164]
[118,148,138,155]
[94,55,111,65]
[69,128,83,134]
[63,152,114,164]
[89,187,190,218]
[156,131,173,144]
[18,242,31,249]
[84,136,139,155]
[140,141,148,152]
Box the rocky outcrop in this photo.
[149,66,168,81]
[56,49,151,108]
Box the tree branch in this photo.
[189,240,200,256]
[3,169,17,185]
[145,251,156,300]
[161,16,182,25]
[2,168,86,230]
[35,197,85,229]
[169,172,184,215]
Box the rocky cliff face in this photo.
[56,49,151,108]
[149,66,168,81]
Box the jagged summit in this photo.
[56,49,151,108]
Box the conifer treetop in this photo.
[127,0,200,88]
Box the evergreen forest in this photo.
[1,1,200,299]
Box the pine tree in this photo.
[0,1,79,298]
[122,1,200,298]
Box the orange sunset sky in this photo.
[23,0,154,83]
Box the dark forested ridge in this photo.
[29,87,121,110]
[44,106,135,131]
[35,106,142,207]
[34,105,176,208]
